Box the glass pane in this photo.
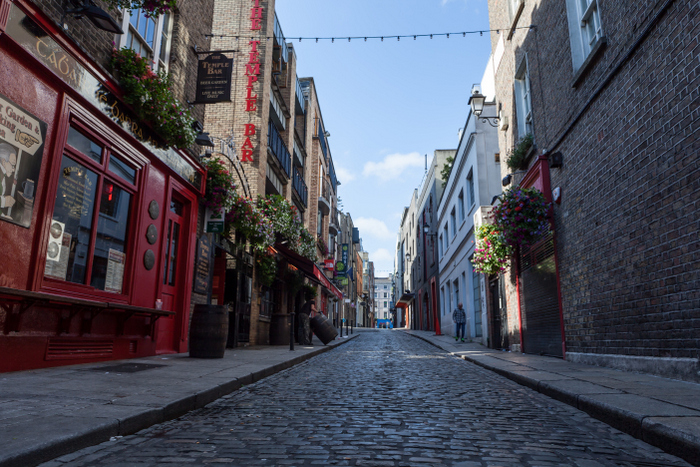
[159,14,170,62]
[130,10,139,29]
[146,18,156,48]
[137,10,147,38]
[163,219,172,285]
[67,127,102,163]
[168,222,180,286]
[44,156,98,285]
[90,184,131,292]
[170,199,184,216]
[108,155,136,185]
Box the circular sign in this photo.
[143,249,156,270]
[146,224,158,245]
[148,200,160,220]
[50,222,63,239]
[335,261,346,272]
[47,242,59,259]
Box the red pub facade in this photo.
[0,0,209,372]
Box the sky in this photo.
[274,0,492,276]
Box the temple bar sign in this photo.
[195,54,233,104]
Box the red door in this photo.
[156,194,187,353]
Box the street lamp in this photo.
[468,84,499,127]
[61,0,123,34]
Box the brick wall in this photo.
[488,0,700,378]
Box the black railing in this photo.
[268,120,291,178]
[293,166,308,207]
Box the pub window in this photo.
[118,10,173,72]
[44,124,137,294]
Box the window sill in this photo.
[571,36,607,88]
[507,0,525,40]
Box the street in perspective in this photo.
[0,0,698,466]
[41,331,691,467]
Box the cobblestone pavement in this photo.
[44,332,691,467]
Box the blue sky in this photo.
[275,0,492,275]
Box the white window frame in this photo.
[466,169,475,209]
[118,9,173,72]
[565,0,604,71]
[514,58,533,139]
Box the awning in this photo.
[275,244,343,300]
[395,292,415,308]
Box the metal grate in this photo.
[45,338,114,360]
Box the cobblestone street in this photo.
[44,331,691,467]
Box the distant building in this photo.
[374,277,393,323]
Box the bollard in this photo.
[289,313,295,351]
[339,320,343,337]
[351,320,353,334]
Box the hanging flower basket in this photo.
[111,47,196,148]
[256,195,318,262]
[493,187,551,248]
[225,195,274,250]
[472,224,512,275]
[201,158,236,213]
[104,0,176,18]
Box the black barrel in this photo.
[310,315,338,345]
[269,313,290,345]
[189,304,228,358]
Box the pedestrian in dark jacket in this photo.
[452,303,466,343]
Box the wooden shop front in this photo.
[0,3,204,372]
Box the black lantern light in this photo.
[62,0,123,34]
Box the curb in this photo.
[404,331,700,467]
[2,334,359,467]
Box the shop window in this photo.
[118,10,172,71]
[45,125,137,294]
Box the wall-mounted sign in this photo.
[324,258,335,270]
[205,207,225,233]
[194,235,212,294]
[195,54,233,103]
[336,244,348,275]
[0,93,46,228]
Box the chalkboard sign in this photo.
[194,235,212,294]
[195,54,233,104]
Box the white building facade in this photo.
[437,59,502,342]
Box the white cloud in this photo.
[335,166,355,184]
[354,218,396,240]
[362,152,424,181]
[369,248,395,272]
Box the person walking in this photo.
[452,303,466,343]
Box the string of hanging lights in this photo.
[205,25,535,42]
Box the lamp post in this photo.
[468,85,500,128]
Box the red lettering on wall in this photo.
[241,149,254,162]
[245,99,258,112]
[244,124,256,136]
[251,18,262,30]
[249,40,260,52]
[247,75,258,87]
[245,87,258,100]
[245,64,260,76]
[250,7,263,19]
[242,137,254,150]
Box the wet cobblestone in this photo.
[44,332,691,466]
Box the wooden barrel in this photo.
[310,315,338,345]
[189,304,228,358]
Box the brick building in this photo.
[0,0,214,370]
[486,0,699,381]
[203,0,341,345]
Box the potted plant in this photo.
[111,47,196,148]
[472,224,512,275]
[506,134,535,171]
[493,186,551,248]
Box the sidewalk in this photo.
[0,333,359,467]
[402,329,700,466]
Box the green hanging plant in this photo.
[493,187,551,248]
[110,47,196,148]
[505,134,534,170]
[472,224,512,275]
[255,250,277,287]
[104,0,176,18]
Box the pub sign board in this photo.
[194,235,212,294]
[0,93,47,228]
[195,54,233,104]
